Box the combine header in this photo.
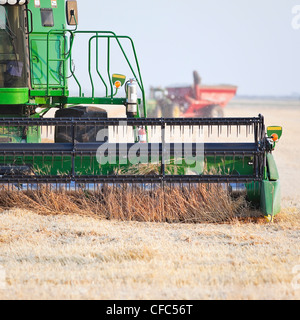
[0,0,282,221]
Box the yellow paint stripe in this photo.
[268,126,282,131]
[113,74,126,79]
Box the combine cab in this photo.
[149,71,237,118]
[0,0,282,220]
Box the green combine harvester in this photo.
[0,0,282,221]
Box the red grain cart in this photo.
[152,71,238,118]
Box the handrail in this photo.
[78,30,146,116]
[95,32,108,97]
[46,29,75,96]
[45,28,146,116]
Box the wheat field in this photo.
[0,100,299,300]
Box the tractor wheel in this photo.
[55,106,108,143]
[154,105,163,118]
[170,104,181,118]
[154,103,181,118]
[164,104,181,118]
[205,105,224,118]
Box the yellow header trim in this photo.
[268,126,282,131]
[113,74,126,79]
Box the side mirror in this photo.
[66,0,78,26]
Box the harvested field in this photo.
[0,207,299,300]
[0,100,299,300]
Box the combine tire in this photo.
[55,106,108,143]
[154,105,163,118]
[205,105,224,118]
[154,103,181,118]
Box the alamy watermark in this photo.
[95,121,205,174]
[292,265,300,290]
[292,5,300,30]
[0,265,6,290]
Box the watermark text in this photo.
[292,5,300,30]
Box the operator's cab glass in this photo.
[0,5,27,88]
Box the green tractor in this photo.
[0,0,282,221]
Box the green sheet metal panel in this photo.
[27,0,66,33]
[28,0,67,93]
[267,153,280,181]
[259,153,281,217]
[30,37,64,87]
[260,180,281,217]
[0,88,29,104]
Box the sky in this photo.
[71,0,300,97]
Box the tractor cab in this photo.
[0,0,75,102]
[0,0,145,118]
